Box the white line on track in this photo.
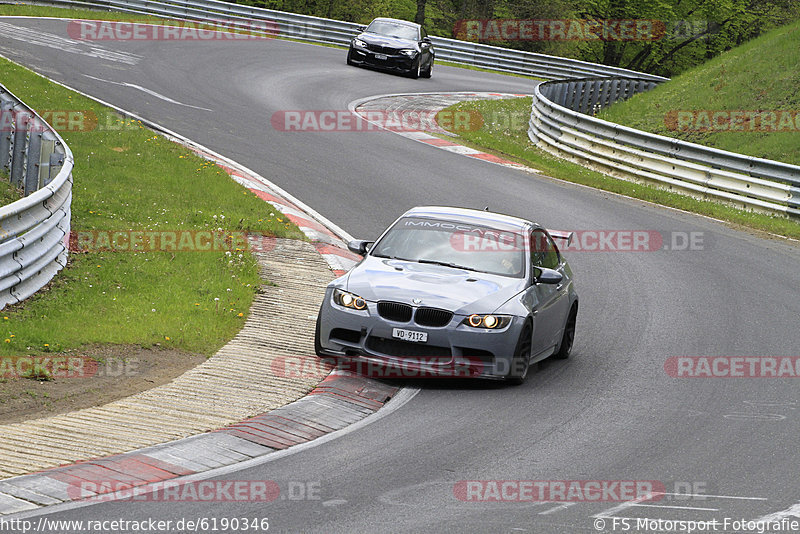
[539,502,576,515]
[631,504,719,511]
[652,492,768,501]
[83,74,213,111]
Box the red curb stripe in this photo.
[313,243,361,260]
[134,455,195,476]
[309,390,383,411]
[469,153,517,164]
[91,457,174,483]
[284,213,331,234]
[237,418,323,442]
[420,138,459,147]
[224,422,304,447]
[222,429,289,450]
[230,421,312,444]
[259,414,338,435]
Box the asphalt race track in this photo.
[2,17,800,533]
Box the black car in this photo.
[347,17,434,79]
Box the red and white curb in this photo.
[186,147,361,277]
[349,91,537,172]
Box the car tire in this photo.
[409,58,421,79]
[346,49,355,66]
[421,59,433,78]
[314,313,324,357]
[552,305,577,360]
[506,321,532,385]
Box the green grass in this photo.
[0,173,23,205]
[0,57,304,356]
[600,20,800,165]
[444,97,800,239]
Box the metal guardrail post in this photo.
[48,150,65,185]
[25,125,43,196]
[0,100,12,175]
[39,131,57,188]
[10,109,29,188]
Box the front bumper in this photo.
[349,46,416,72]
[316,287,524,379]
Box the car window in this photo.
[366,21,419,40]
[370,217,525,278]
[531,230,560,270]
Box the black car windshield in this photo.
[365,21,419,40]
[371,217,526,277]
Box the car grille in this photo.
[366,43,399,54]
[366,336,451,359]
[414,308,453,327]
[377,301,413,322]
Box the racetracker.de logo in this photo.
[0,356,98,379]
[69,230,276,253]
[66,480,281,502]
[270,109,484,133]
[664,110,800,132]
[270,355,485,379]
[453,480,665,502]
[453,19,665,42]
[665,357,800,378]
[67,19,278,40]
[448,230,706,253]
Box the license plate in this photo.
[374,54,387,60]
[392,328,427,343]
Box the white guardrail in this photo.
[530,77,800,217]
[0,83,73,309]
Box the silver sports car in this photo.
[314,206,578,384]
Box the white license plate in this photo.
[374,54,387,60]
[392,328,427,343]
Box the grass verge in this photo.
[600,20,800,165]
[0,173,22,205]
[0,57,304,357]
[444,97,800,239]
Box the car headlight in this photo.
[333,289,368,311]
[462,314,512,329]
[353,39,367,48]
[399,49,417,56]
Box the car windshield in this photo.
[371,217,526,277]
[365,21,419,40]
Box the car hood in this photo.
[344,256,526,314]
[358,32,418,49]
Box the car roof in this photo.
[369,18,420,29]
[400,206,537,231]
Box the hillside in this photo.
[600,20,800,165]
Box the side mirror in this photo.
[347,240,373,255]
[532,267,562,285]
[357,25,366,32]
[422,36,431,43]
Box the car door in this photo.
[529,229,570,355]
[419,27,432,66]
